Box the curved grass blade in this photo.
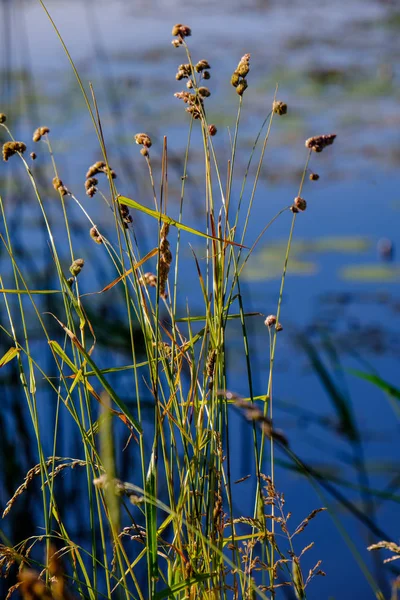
[118,195,245,247]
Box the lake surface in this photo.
[1,0,400,598]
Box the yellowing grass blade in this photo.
[0,347,19,367]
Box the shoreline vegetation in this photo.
[0,9,397,600]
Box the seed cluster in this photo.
[231,53,250,96]
[134,133,152,157]
[174,90,205,120]
[69,258,84,277]
[272,101,288,116]
[2,141,26,161]
[120,203,133,228]
[159,223,172,298]
[171,23,191,47]
[264,315,283,331]
[0,113,6,123]
[52,176,68,196]
[90,226,103,244]
[32,126,50,142]
[305,134,336,153]
[139,272,157,288]
[85,161,116,197]
[291,196,307,213]
[85,177,98,198]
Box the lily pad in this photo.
[340,264,400,282]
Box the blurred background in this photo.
[1,0,400,598]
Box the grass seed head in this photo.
[52,176,68,196]
[198,86,211,97]
[195,60,210,72]
[172,23,191,38]
[33,128,41,142]
[86,161,116,180]
[69,258,84,277]
[305,134,336,152]
[231,72,240,87]
[235,53,250,77]
[2,141,26,161]
[208,124,217,136]
[134,133,152,148]
[33,126,50,142]
[264,315,276,328]
[119,203,132,227]
[140,272,157,287]
[309,172,319,181]
[273,100,288,116]
[294,196,307,212]
[236,80,248,96]
[0,113,6,123]
[90,226,103,244]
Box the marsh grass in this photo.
[0,7,394,600]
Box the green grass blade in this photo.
[154,573,215,600]
[118,195,244,247]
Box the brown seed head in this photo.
[140,272,157,287]
[203,70,211,80]
[86,186,96,197]
[2,141,26,161]
[86,161,116,180]
[171,39,181,48]
[69,258,84,277]
[0,113,6,123]
[195,59,211,72]
[264,315,277,328]
[174,91,191,103]
[33,128,42,142]
[172,23,191,38]
[231,72,240,87]
[309,172,319,181]
[52,177,68,196]
[236,80,248,96]
[305,134,336,153]
[208,124,217,136]
[294,196,307,211]
[30,152,36,160]
[235,53,250,77]
[90,226,103,244]
[39,126,50,136]
[85,177,98,190]
[134,133,152,148]
[140,147,149,157]
[141,272,157,287]
[198,86,211,98]
[272,100,288,116]
[160,222,170,238]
